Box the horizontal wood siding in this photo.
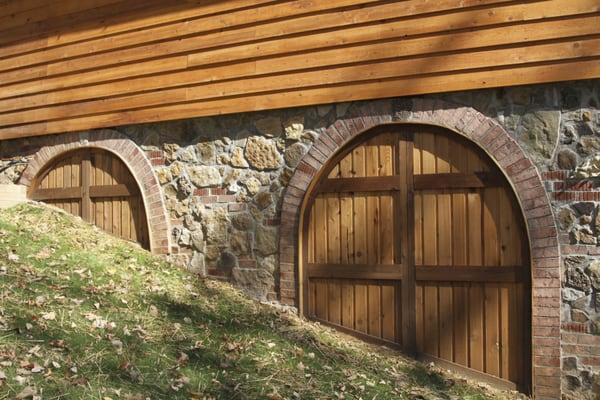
[0,0,598,139]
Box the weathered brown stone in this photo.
[191,230,204,251]
[571,226,596,245]
[188,252,206,275]
[284,115,304,140]
[574,154,600,178]
[566,266,592,293]
[230,230,251,255]
[557,148,578,170]
[517,110,560,163]
[284,143,306,167]
[163,184,178,200]
[230,147,249,168]
[557,208,576,230]
[244,136,283,170]
[177,176,193,197]
[254,191,273,210]
[577,136,600,156]
[163,143,180,162]
[217,250,238,271]
[255,225,277,255]
[586,260,600,291]
[201,207,229,244]
[196,142,216,164]
[177,145,198,163]
[243,177,261,195]
[231,212,254,231]
[571,309,589,323]
[169,161,184,177]
[187,165,221,187]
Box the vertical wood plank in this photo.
[341,281,354,329]
[340,194,353,264]
[424,285,439,357]
[380,194,394,264]
[94,152,104,229]
[439,284,453,361]
[122,196,131,241]
[353,145,367,264]
[381,284,395,342]
[307,208,315,263]
[367,284,381,338]
[314,196,328,264]
[453,283,468,366]
[327,194,341,264]
[355,283,367,334]
[339,154,354,264]
[366,195,380,264]
[467,192,482,266]
[416,284,424,352]
[315,280,328,320]
[112,154,121,236]
[81,152,91,222]
[485,284,500,376]
[469,284,485,372]
[414,192,423,265]
[483,187,500,266]
[500,285,510,380]
[328,280,341,325]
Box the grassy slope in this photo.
[0,204,520,400]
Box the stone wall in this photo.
[0,79,599,398]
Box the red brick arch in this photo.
[279,99,561,398]
[19,129,171,255]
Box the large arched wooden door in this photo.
[29,148,150,249]
[302,125,530,391]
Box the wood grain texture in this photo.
[30,148,149,249]
[0,0,598,139]
[303,126,530,390]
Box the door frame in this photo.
[28,147,151,249]
[18,129,171,255]
[288,116,548,394]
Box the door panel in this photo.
[412,130,528,387]
[29,148,149,249]
[303,125,530,390]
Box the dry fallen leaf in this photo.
[41,311,56,320]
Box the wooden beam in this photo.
[414,172,505,190]
[81,154,91,222]
[317,176,401,193]
[89,184,138,198]
[307,263,403,280]
[417,353,517,391]
[415,266,524,283]
[29,186,82,201]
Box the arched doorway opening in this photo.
[300,124,531,392]
[28,148,150,249]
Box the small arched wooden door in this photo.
[302,125,530,391]
[29,148,150,249]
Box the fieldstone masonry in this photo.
[1,79,599,399]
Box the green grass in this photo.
[0,203,521,399]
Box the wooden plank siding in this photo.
[0,0,598,139]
